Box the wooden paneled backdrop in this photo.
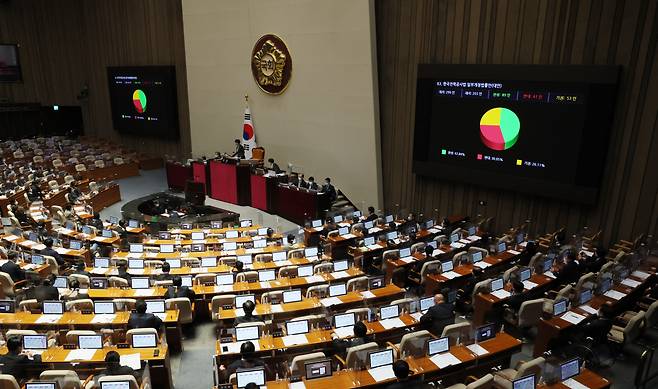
[376,0,658,246]
[0,0,191,158]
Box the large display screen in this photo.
[107,66,179,139]
[413,65,619,204]
[0,44,21,82]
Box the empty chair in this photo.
[18,299,40,312]
[126,328,158,346]
[166,298,193,324]
[64,175,75,185]
[346,276,368,292]
[390,297,415,313]
[608,311,646,348]
[327,230,339,238]
[278,266,298,278]
[417,260,442,285]
[108,276,129,287]
[645,300,658,329]
[181,258,200,268]
[452,251,469,266]
[236,271,258,283]
[0,272,22,298]
[410,242,426,254]
[65,299,94,312]
[383,249,399,261]
[340,342,379,369]
[98,375,138,389]
[290,352,326,376]
[194,273,217,285]
[493,357,545,389]
[75,163,86,172]
[219,256,237,267]
[6,329,38,338]
[254,254,272,263]
[65,330,97,344]
[445,374,494,389]
[288,249,304,259]
[261,291,283,304]
[306,285,328,299]
[346,307,371,322]
[113,298,137,311]
[544,285,573,313]
[48,180,59,191]
[69,274,90,288]
[52,159,63,168]
[43,255,59,276]
[0,374,19,389]
[89,181,100,193]
[211,295,236,320]
[392,330,432,358]
[313,262,333,274]
[441,322,472,345]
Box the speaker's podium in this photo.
[208,160,251,205]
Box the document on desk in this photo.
[127,253,142,259]
[305,275,325,284]
[270,304,283,313]
[306,256,319,262]
[360,290,376,299]
[441,271,461,279]
[466,343,489,356]
[467,235,482,242]
[580,250,594,258]
[507,249,521,255]
[399,256,415,264]
[36,314,62,324]
[282,334,308,347]
[66,348,97,361]
[380,318,406,329]
[222,341,261,354]
[320,297,342,307]
[562,378,590,389]
[367,244,382,250]
[130,269,145,275]
[120,353,142,370]
[259,282,270,289]
[430,352,462,368]
[4,235,18,241]
[432,249,445,256]
[91,267,107,274]
[330,271,350,279]
[133,289,153,297]
[216,285,233,293]
[312,227,323,232]
[411,312,423,321]
[191,267,206,274]
[474,262,491,269]
[289,381,306,389]
[631,270,650,280]
[368,227,382,234]
[604,290,627,300]
[341,233,357,239]
[368,365,396,382]
[333,326,354,339]
[458,239,471,245]
[544,271,556,279]
[621,278,641,288]
[92,314,116,323]
[450,242,466,249]
[579,305,598,315]
[560,312,586,325]
[523,280,538,290]
[428,228,441,234]
[491,290,511,299]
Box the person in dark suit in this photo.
[506,279,526,312]
[128,300,163,330]
[235,300,261,325]
[34,275,59,302]
[68,185,83,204]
[365,206,378,222]
[72,261,92,278]
[419,291,455,336]
[553,251,580,285]
[267,158,281,173]
[100,351,137,378]
[231,139,245,159]
[385,360,430,389]
[27,182,43,202]
[298,174,307,188]
[41,238,65,267]
[321,177,337,202]
[307,176,319,191]
[155,262,173,282]
[0,251,25,282]
[88,212,104,231]
[116,260,132,284]
[0,336,42,383]
[221,341,267,381]
[332,321,371,355]
[164,276,196,301]
[232,261,245,275]
[12,205,30,225]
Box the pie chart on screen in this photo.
[132,89,147,113]
[479,107,520,151]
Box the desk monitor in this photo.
[441,260,453,273]
[128,220,139,228]
[420,296,435,313]
[101,229,113,238]
[305,359,332,380]
[333,215,343,223]
[399,247,411,258]
[368,349,394,369]
[519,267,532,282]
[25,383,56,389]
[191,243,205,252]
[272,251,287,262]
[23,334,48,350]
[160,244,175,254]
[216,273,234,286]
[100,381,131,389]
[70,240,83,250]
[364,221,374,229]
[94,301,116,315]
[368,275,385,290]
[128,259,144,269]
[426,220,436,229]
[235,294,255,308]
[283,289,302,303]
[380,304,399,320]
[338,226,349,236]
[516,233,525,244]
[560,358,580,381]
[130,277,150,289]
[65,221,77,230]
[109,216,119,224]
[240,219,252,227]
[237,254,252,265]
[286,319,309,335]
[131,333,157,348]
[145,299,165,313]
[490,277,504,292]
[298,265,313,278]
[329,283,347,297]
[385,215,394,223]
[450,233,459,243]
[31,254,45,265]
[28,232,39,242]
[53,276,68,289]
[42,300,64,315]
[82,226,92,235]
[235,325,260,341]
[166,258,181,268]
[129,243,143,253]
[333,260,348,272]
[334,312,356,329]
[191,231,205,241]
[363,236,375,246]
[543,257,553,273]
[386,231,398,240]
[512,374,536,389]
[352,210,362,218]
[158,231,171,240]
[201,257,217,267]
[258,269,275,282]
[253,238,266,248]
[223,241,237,251]
[0,300,15,313]
[311,219,322,228]
[471,251,483,263]
[180,223,192,230]
[91,277,109,289]
[78,334,103,349]
[497,242,507,253]
[598,277,613,294]
[94,257,110,268]
[181,276,193,287]
[211,221,222,229]
[427,336,450,356]
[553,299,568,316]
[225,230,239,239]
[304,247,318,258]
[236,367,266,388]
[447,289,458,304]
[579,289,593,305]
[257,227,269,235]
[468,226,477,236]
[475,323,496,342]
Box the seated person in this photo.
[89,212,104,230]
[155,262,173,282]
[221,341,266,381]
[34,275,60,302]
[552,251,580,285]
[164,275,196,300]
[128,299,163,330]
[0,251,25,282]
[0,335,42,383]
[232,260,244,274]
[419,291,455,336]
[506,279,526,312]
[63,279,89,301]
[116,260,132,283]
[100,350,138,378]
[40,238,65,266]
[365,206,378,222]
[235,300,260,325]
[72,261,92,278]
[385,360,430,389]
[332,321,371,355]
[306,176,319,191]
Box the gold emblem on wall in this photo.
[251,34,292,94]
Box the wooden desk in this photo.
[165,161,192,191]
[87,184,121,211]
[110,244,304,261]
[209,160,251,206]
[273,184,330,226]
[2,234,90,261]
[54,227,119,245]
[81,161,140,181]
[538,369,610,389]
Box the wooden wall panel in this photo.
[376,0,658,246]
[0,0,191,158]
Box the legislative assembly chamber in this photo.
[0,1,656,389]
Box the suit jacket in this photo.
[0,261,25,282]
[271,162,281,173]
[232,144,245,159]
[322,183,337,201]
[100,364,137,378]
[0,353,41,382]
[226,357,266,379]
[235,314,261,325]
[128,312,163,330]
[420,303,455,336]
[164,286,196,301]
[555,261,580,284]
[41,247,64,266]
[34,285,59,302]
[507,292,525,312]
[385,378,432,389]
[155,273,173,282]
[307,182,319,191]
[365,213,379,222]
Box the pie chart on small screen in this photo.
[132,89,147,113]
[479,107,520,151]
